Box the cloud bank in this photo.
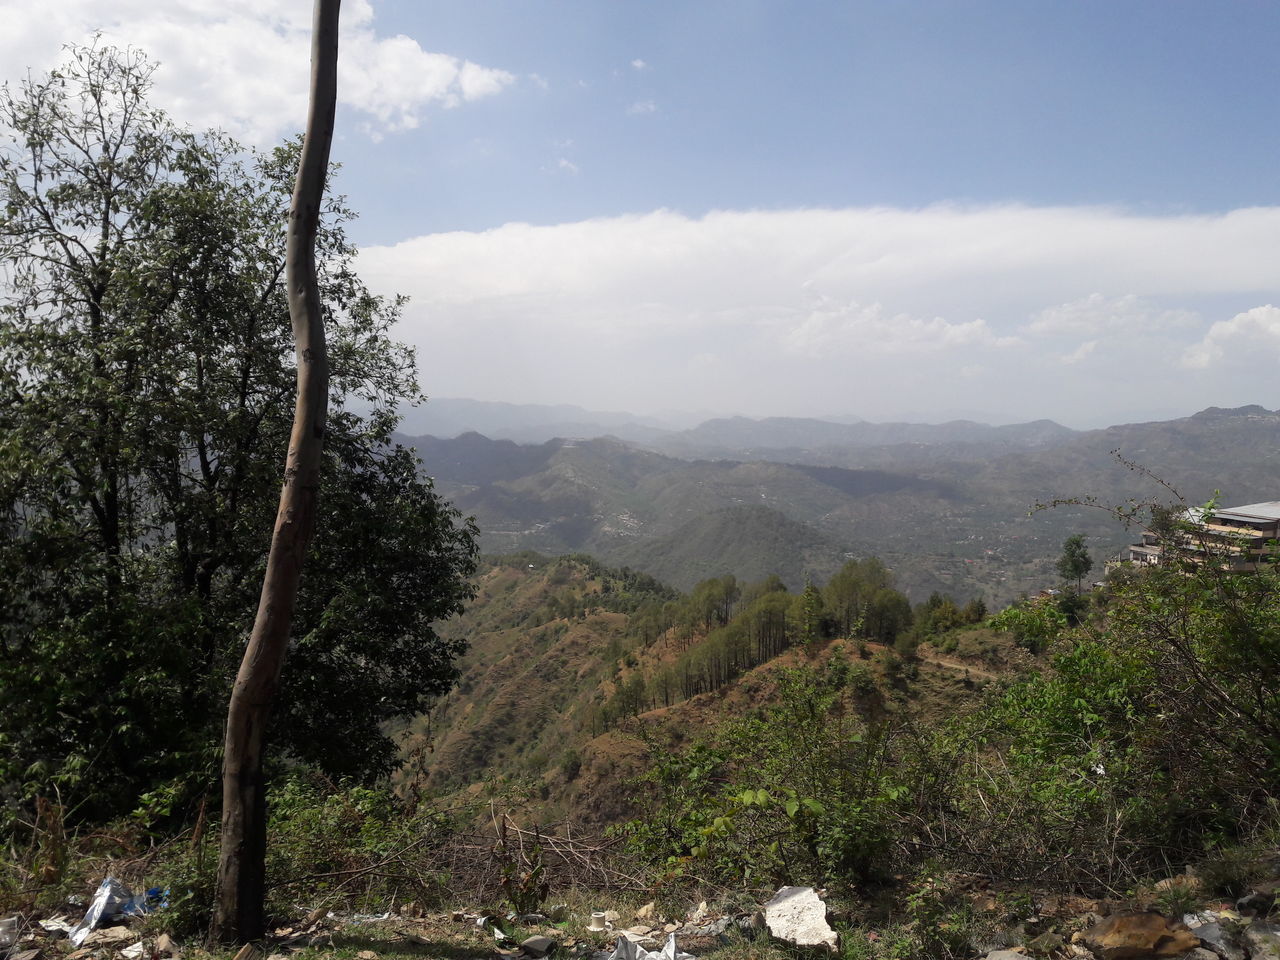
[0,0,514,143]
[358,205,1280,426]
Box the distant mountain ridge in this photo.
[402,404,1279,606]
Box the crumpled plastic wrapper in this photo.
[607,933,693,960]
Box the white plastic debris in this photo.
[0,916,20,949]
[606,933,692,960]
[70,878,134,947]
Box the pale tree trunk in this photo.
[210,0,340,944]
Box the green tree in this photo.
[1056,533,1093,590]
[0,43,477,825]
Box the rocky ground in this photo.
[6,868,1280,960]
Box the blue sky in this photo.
[334,0,1280,240]
[3,1,1280,427]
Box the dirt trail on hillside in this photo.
[915,647,1000,680]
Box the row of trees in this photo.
[595,560,987,728]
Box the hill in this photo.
[404,404,1280,606]
[611,504,849,591]
[403,554,1028,830]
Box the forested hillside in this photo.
[402,552,1004,829]
[404,404,1280,606]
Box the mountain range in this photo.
[401,403,1280,606]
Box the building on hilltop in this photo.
[1119,500,1280,571]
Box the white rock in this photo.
[762,886,837,952]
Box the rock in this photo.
[1155,875,1204,896]
[633,904,656,923]
[356,951,379,960]
[81,926,137,949]
[1187,919,1243,960]
[1243,922,1280,960]
[1236,887,1276,916]
[762,886,838,952]
[521,935,558,958]
[1081,912,1199,959]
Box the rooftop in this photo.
[1215,501,1280,523]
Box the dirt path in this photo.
[914,647,1001,680]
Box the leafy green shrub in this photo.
[620,661,910,891]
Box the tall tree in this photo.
[212,0,341,942]
[0,39,475,845]
[1057,533,1093,591]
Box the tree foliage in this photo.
[0,44,477,823]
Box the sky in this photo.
[3,1,1279,428]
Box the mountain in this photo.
[611,504,850,591]
[649,415,1077,461]
[396,398,677,444]
[404,405,1280,607]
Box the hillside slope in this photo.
[405,405,1280,606]
[404,555,1028,830]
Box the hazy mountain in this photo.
[611,504,850,592]
[404,404,1280,607]
[648,415,1077,461]
[397,397,677,444]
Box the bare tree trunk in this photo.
[210,0,340,943]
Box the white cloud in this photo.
[1061,339,1098,364]
[630,58,648,70]
[557,157,580,175]
[1027,293,1197,337]
[627,99,657,115]
[1182,305,1280,369]
[357,205,1280,424]
[0,0,515,143]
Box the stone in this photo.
[356,951,379,960]
[762,886,837,952]
[81,926,137,949]
[1243,922,1280,960]
[633,904,656,923]
[1187,919,1243,960]
[1236,888,1276,916]
[1081,912,1199,960]
[1155,875,1203,896]
[521,935,558,958]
